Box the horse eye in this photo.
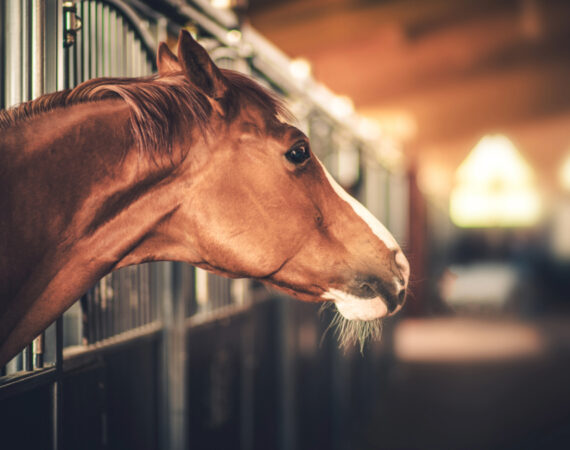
[285,144,310,165]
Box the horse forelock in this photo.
[0,69,290,160]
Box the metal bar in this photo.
[126,26,134,77]
[103,4,110,75]
[4,0,22,108]
[159,262,187,450]
[62,321,162,361]
[134,37,141,76]
[55,0,65,92]
[31,0,45,98]
[89,0,96,79]
[130,267,137,330]
[51,316,64,450]
[21,0,30,102]
[118,14,124,76]
[0,367,57,400]
[0,1,4,109]
[96,0,157,60]
[114,272,120,335]
[23,344,33,372]
[33,333,44,369]
[109,7,117,76]
[102,279,107,340]
[82,1,89,81]
[96,1,103,77]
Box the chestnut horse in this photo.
[0,31,409,365]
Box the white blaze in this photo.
[317,159,405,321]
[318,160,400,251]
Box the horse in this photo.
[0,31,409,366]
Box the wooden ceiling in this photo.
[246,0,570,199]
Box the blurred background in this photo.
[1,0,569,449]
[244,1,570,449]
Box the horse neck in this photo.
[0,98,195,361]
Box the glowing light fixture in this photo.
[356,117,382,141]
[226,29,242,45]
[450,134,541,227]
[211,0,232,8]
[289,58,311,81]
[330,95,354,120]
[560,151,570,191]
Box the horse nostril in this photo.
[398,288,406,304]
[392,249,409,285]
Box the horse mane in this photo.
[0,69,290,158]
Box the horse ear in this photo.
[177,30,228,99]
[157,42,181,76]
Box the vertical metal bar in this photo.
[95,281,102,341]
[122,269,129,333]
[82,0,89,81]
[277,297,296,450]
[126,27,133,77]
[100,280,105,341]
[136,39,142,76]
[130,268,135,329]
[23,344,33,371]
[159,262,187,450]
[240,313,254,450]
[143,265,150,325]
[96,1,103,77]
[85,291,92,344]
[0,0,4,110]
[142,264,149,325]
[89,0,96,79]
[113,272,121,336]
[102,4,109,76]
[117,15,124,76]
[51,317,64,450]
[99,281,105,341]
[4,0,22,108]
[20,0,30,102]
[136,266,142,328]
[104,275,110,338]
[56,0,65,92]
[31,0,45,98]
[73,1,83,85]
[109,8,117,76]
[33,334,44,369]
[115,11,121,76]
[27,0,46,370]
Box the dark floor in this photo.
[354,317,570,450]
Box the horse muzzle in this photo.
[323,249,409,321]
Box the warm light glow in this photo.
[394,318,543,362]
[211,0,232,9]
[289,58,311,81]
[359,109,417,141]
[450,134,541,227]
[330,95,354,119]
[560,151,570,191]
[226,29,242,45]
[356,117,382,141]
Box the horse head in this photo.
[157,31,410,344]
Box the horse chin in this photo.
[322,289,390,321]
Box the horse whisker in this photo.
[319,302,384,353]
